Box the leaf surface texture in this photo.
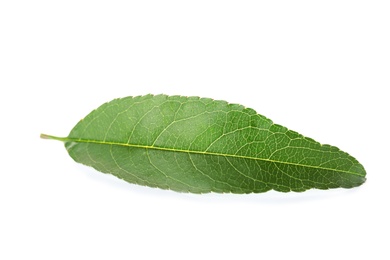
[47,95,366,193]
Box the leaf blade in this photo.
[45,94,366,193]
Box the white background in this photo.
[1,1,389,259]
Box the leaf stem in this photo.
[40,133,68,142]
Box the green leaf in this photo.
[41,94,366,193]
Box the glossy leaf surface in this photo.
[41,94,366,193]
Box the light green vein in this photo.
[40,133,364,177]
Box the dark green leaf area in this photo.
[64,94,366,193]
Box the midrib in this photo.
[55,136,364,177]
